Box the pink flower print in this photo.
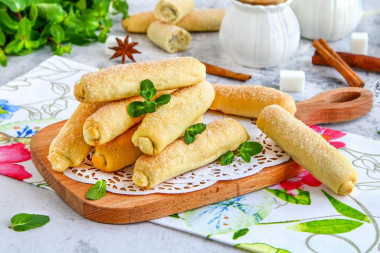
[310,125,346,149]
[274,171,322,196]
[0,143,32,181]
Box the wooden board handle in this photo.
[295,87,373,126]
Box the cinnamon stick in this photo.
[202,62,251,81]
[313,51,380,73]
[312,39,365,87]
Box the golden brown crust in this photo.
[209,84,297,118]
[132,81,215,155]
[257,105,357,196]
[83,96,144,146]
[133,118,249,188]
[147,21,191,53]
[92,124,142,172]
[48,102,106,172]
[122,9,226,33]
[154,0,194,24]
[74,57,206,103]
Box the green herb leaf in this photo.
[140,79,156,101]
[232,228,249,240]
[111,0,129,18]
[266,188,311,205]
[0,9,19,33]
[16,17,31,40]
[85,180,107,200]
[184,123,206,144]
[235,243,290,253]
[287,219,363,234]
[128,101,147,118]
[29,4,38,23]
[0,49,7,66]
[50,23,65,43]
[154,94,171,106]
[36,3,66,23]
[0,27,5,46]
[0,0,26,12]
[5,39,23,54]
[377,131,380,135]
[322,190,370,223]
[237,141,263,163]
[9,213,50,232]
[0,105,7,114]
[144,100,157,113]
[221,151,235,165]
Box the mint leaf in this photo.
[377,131,380,135]
[0,0,26,12]
[221,151,235,165]
[9,213,50,232]
[237,141,263,163]
[144,100,157,113]
[0,49,7,67]
[233,228,249,240]
[86,180,107,200]
[140,79,156,101]
[50,24,65,43]
[154,94,171,106]
[128,101,147,118]
[184,123,206,144]
[184,131,195,144]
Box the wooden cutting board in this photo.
[30,87,373,224]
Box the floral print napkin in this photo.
[1,56,379,252]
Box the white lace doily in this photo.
[63,112,290,195]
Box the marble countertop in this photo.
[1,0,379,252]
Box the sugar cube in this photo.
[279,70,305,93]
[105,35,132,56]
[350,32,368,55]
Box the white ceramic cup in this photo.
[291,0,380,41]
[219,0,300,68]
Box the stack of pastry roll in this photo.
[123,0,226,53]
[47,56,305,190]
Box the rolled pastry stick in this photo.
[132,81,215,155]
[83,90,174,146]
[122,9,226,33]
[210,84,297,118]
[92,124,142,172]
[48,102,106,172]
[133,118,249,188]
[74,57,206,103]
[83,96,144,146]
[147,21,191,53]
[257,105,357,196]
[154,0,194,24]
[91,116,203,172]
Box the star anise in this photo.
[109,35,141,63]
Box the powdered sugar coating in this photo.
[74,57,205,103]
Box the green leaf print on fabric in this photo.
[322,190,370,223]
[235,243,290,253]
[233,228,249,240]
[183,192,273,235]
[287,219,364,234]
[266,188,311,205]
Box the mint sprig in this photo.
[184,123,206,144]
[128,79,171,117]
[9,213,50,232]
[220,141,263,165]
[86,180,107,200]
[221,151,235,165]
